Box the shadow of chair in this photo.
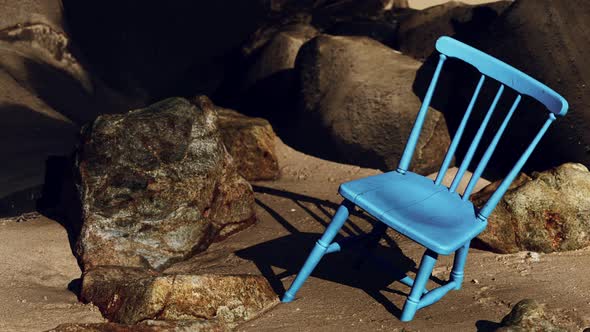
[237,185,446,317]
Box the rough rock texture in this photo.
[442,0,590,173]
[76,98,256,271]
[296,34,451,173]
[472,163,590,253]
[194,96,279,181]
[47,320,225,332]
[396,1,513,61]
[494,299,567,332]
[80,266,278,327]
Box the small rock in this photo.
[494,299,567,332]
[525,252,541,263]
[471,279,479,284]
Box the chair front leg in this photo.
[282,200,354,302]
[400,249,438,322]
[450,241,470,290]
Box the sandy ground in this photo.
[1,139,589,331]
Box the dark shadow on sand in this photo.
[237,184,447,319]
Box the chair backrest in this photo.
[397,36,568,221]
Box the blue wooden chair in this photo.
[281,36,568,321]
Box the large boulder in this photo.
[60,1,269,100]
[440,0,590,173]
[396,1,513,61]
[0,69,78,215]
[242,23,318,91]
[472,163,590,253]
[0,0,139,124]
[76,98,256,271]
[194,96,280,181]
[296,34,451,173]
[0,0,140,216]
[80,266,277,327]
[237,23,318,126]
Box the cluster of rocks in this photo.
[69,97,279,330]
[3,0,590,330]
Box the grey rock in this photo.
[296,34,451,173]
[0,0,142,214]
[396,1,512,61]
[76,98,256,271]
[494,299,567,332]
[242,23,318,92]
[442,0,590,173]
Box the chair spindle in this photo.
[478,113,557,219]
[449,84,505,193]
[462,94,522,200]
[397,54,447,174]
[435,75,486,185]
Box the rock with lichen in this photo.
[194,96,280,181]
[494,299,568,332]
[46,319,225,332]
[79,266,277,327]
[76,97,256,271]
[472,163,590,253]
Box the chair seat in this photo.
[339,171,486,255]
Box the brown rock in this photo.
[494,299,567,332]
[80,266,278,327]
[396,1,512,61]
[296,34,451,173]
[47,320,225,332]
[472,163,590,253]
[194,97,279,181]
[76,98,256,271]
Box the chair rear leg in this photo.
[450,241,470,290]
[400,249,438,322]
[282,200,353,302]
